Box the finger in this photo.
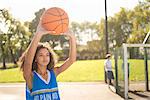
[60,32,67,36]
[48,31,56,34]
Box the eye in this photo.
[39,54,43,57]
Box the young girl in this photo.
[20,20,76,100]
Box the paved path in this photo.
[0,82,123,100]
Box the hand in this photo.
[62,30,75,38]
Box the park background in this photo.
[0,0,150,83]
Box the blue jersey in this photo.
[26,70,60,100]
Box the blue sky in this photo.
[0,0,139,22]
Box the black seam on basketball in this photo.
[53,23,68,32]
[56,8,63,33]
[42,18,68,24]
[53,24,62,31]
[54,9,64,32]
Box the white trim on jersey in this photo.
[31,87,58,96]
[34,70,51,84]
[26,85,31,93]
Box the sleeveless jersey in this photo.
[26,70,60,100]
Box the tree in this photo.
[0,9,13,69]
[99,18,108,56]
[0,34,7,69]
[127,1,150,43]
[71,21,100,45]
[71,21,105,58]
[98,1,150,59]
[0,9,30,68]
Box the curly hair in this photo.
[19,43,56,71]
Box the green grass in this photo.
[117,59,150,81]
[129,59,145,81]
[0,60,105,83]
[57,60,104,82]
[0,68,24,83]
[0,59,149,83]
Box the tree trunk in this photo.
[2,56,6,69]
[1,44,6,69]
[9,47,17,65]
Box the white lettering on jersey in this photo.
[40,95,44,100]
[52,92,58,99]
[46,94,52,100]
[34,94,53,100]
[34,95,39,100]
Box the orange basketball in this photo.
[41,7,69,35]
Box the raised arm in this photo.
[22,22,55,90]
[54,31,76,76]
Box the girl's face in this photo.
[35,48,50,67]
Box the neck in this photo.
[37,65,47,75]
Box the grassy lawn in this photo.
[117,59,150,81]
[0,68,24,83]
[0,59,149,83]
[57,60,104,82]
[0,60,104,83]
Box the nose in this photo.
[43,55,49,61]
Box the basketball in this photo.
[41,7,69,35]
